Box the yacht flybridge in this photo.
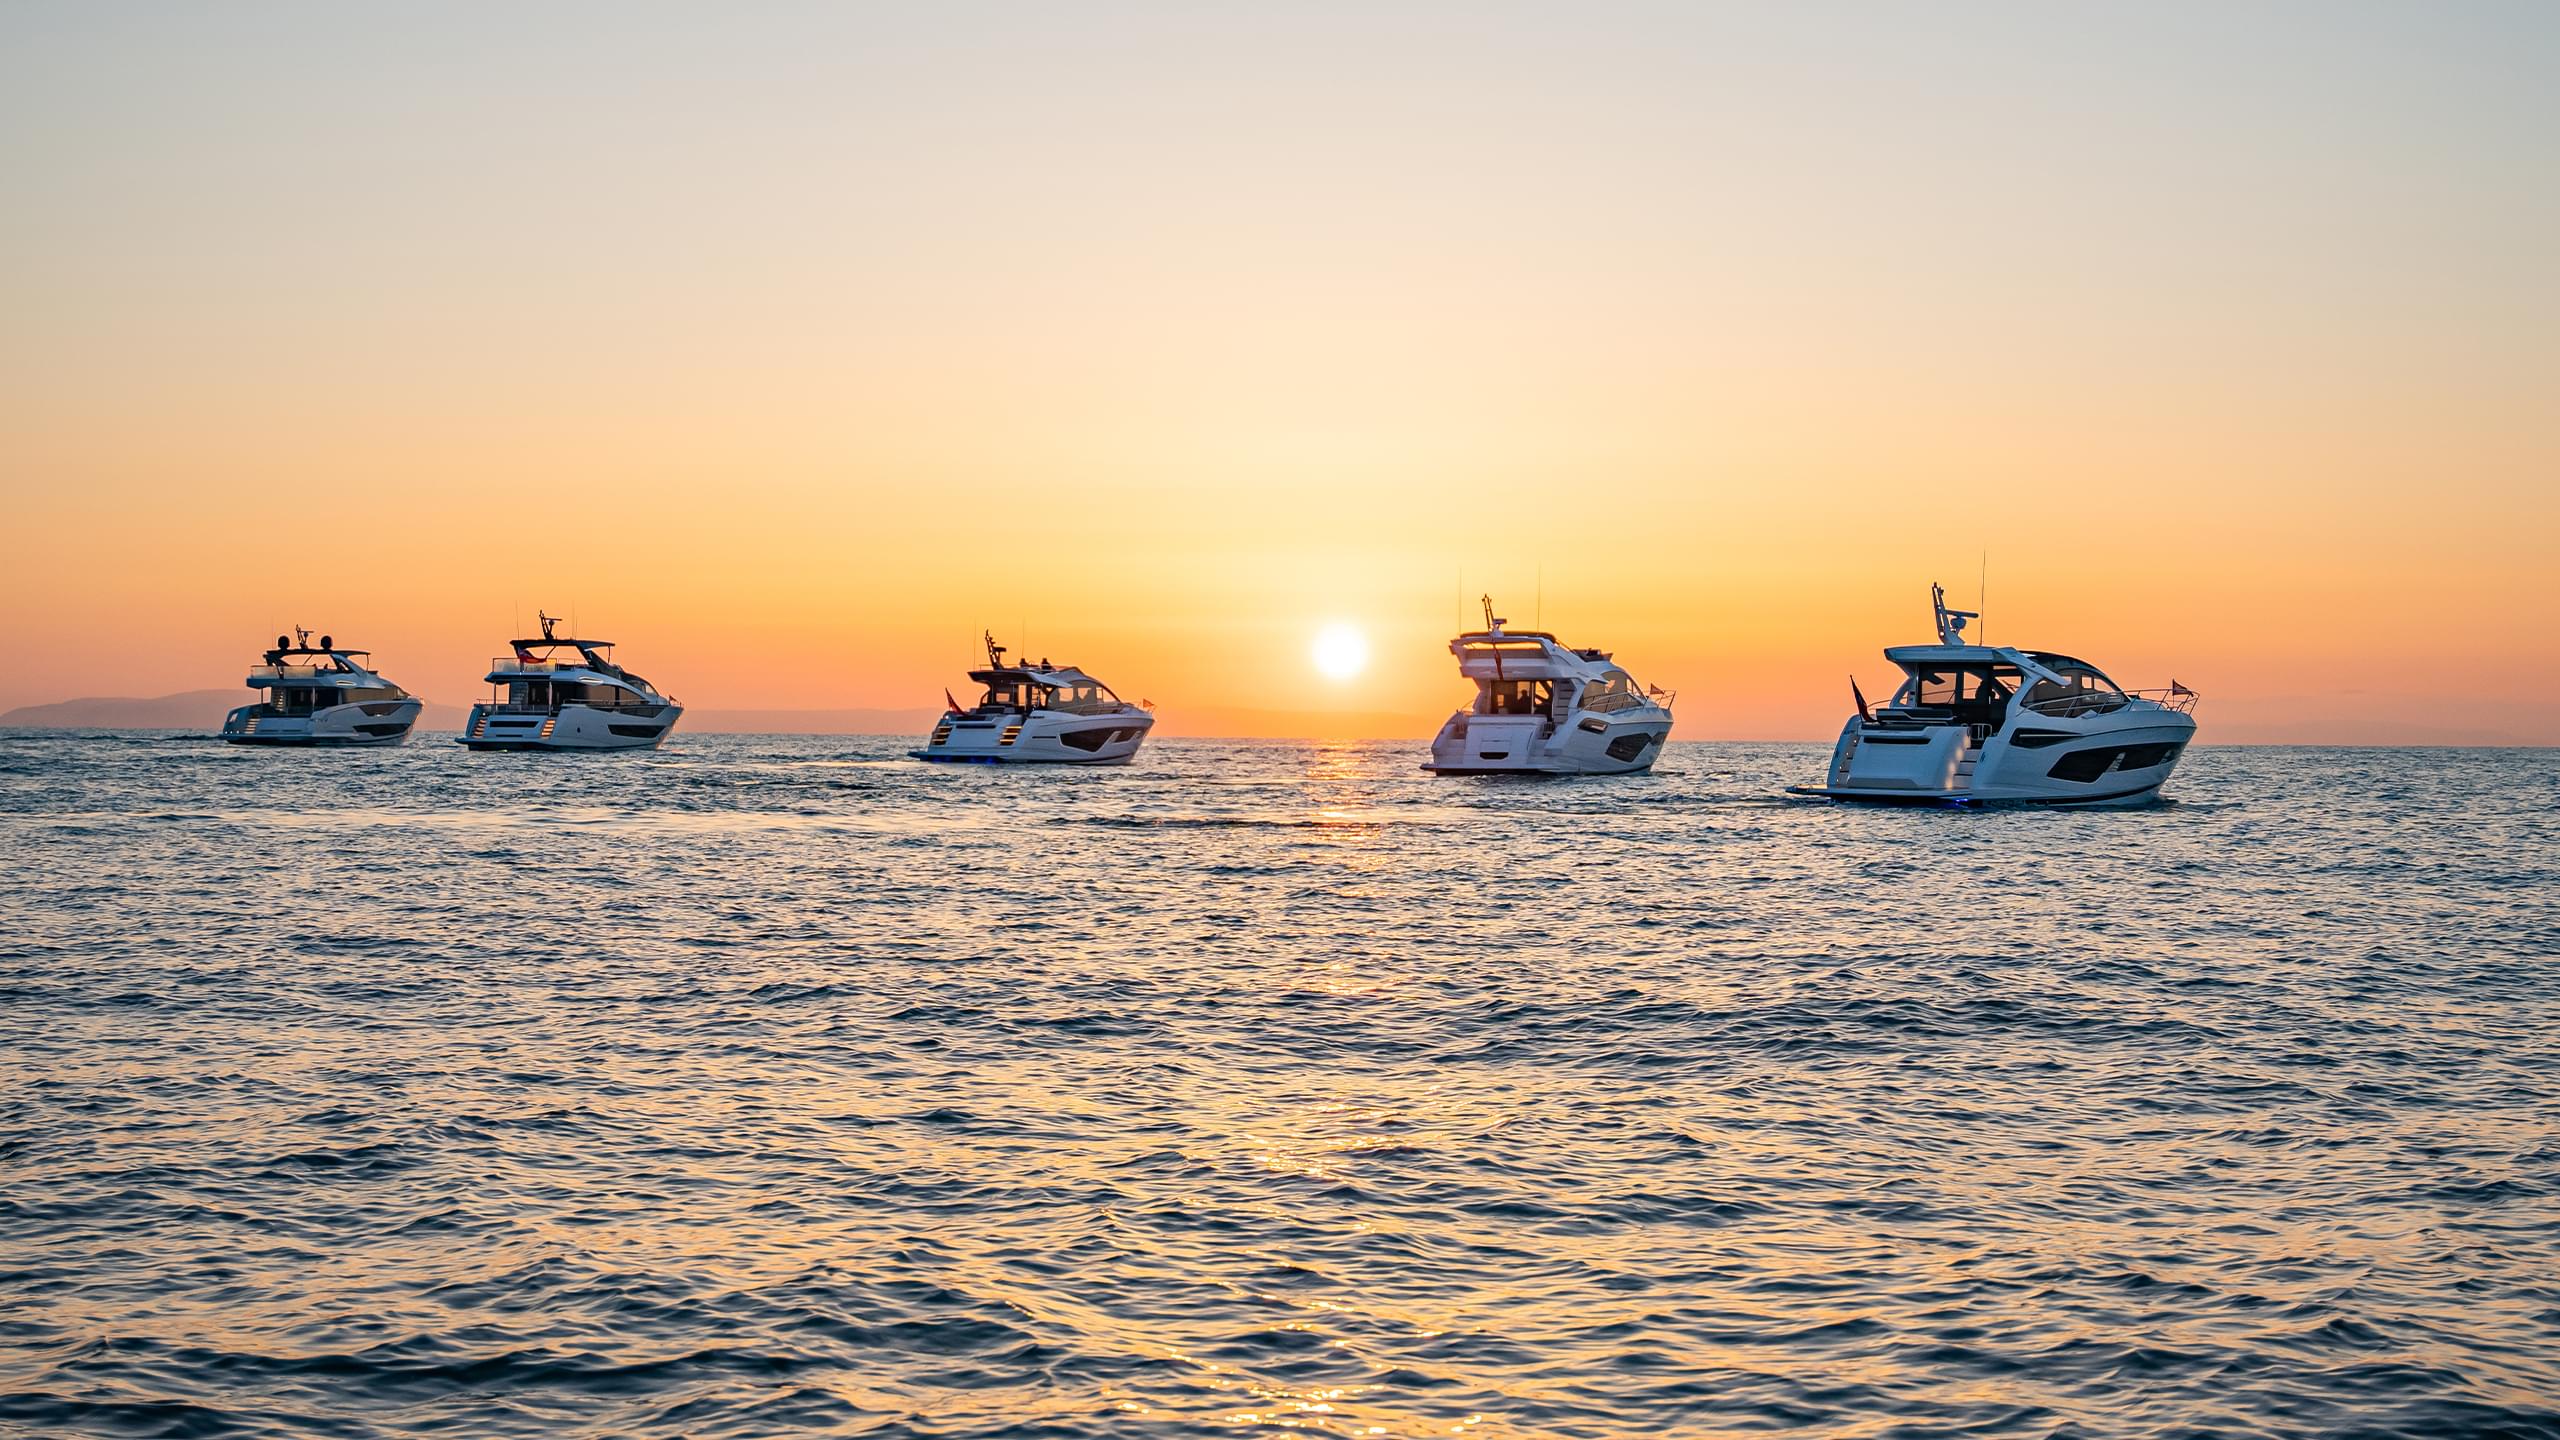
[220,629,422,746]
[459,613,682,751]
[1426,598,1675,775]
[1788,584,2199,806]
[913,633,1154,764]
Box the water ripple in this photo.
[1,734,2556,1438]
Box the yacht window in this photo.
[1910,665,2023,707]
[1480,679,1554,716]
[2023,662,2127,715]
[2057,664,2123,696]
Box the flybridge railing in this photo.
[492,655,598,673]
[2020,686,2197,718]
[2127,686,2200,714]
[2020,692,2129,719]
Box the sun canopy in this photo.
[973,666,1106,689]
[1883,644,2014,665]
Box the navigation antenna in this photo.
[1930,582,1979,645]
[983,629,1008,667]
[538,610,560,640]
[293,625,313,650]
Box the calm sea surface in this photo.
[3,733,2556,1439]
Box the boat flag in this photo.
[1851,675,1871,722]
[943,688,964,714]
[2168,679,2195,698]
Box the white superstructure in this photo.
[1425,598,1675,775]
[459,612,682,751]
[221,629,422,746]
[912,633,1154,764]
[1788,584,2199,806]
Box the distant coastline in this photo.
[0,691,1462,741]
[0,691,941,738]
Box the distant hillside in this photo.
[1,690,476,732]
[3,690,264,730]
[1,694,1432,738]
[680,707,944,735]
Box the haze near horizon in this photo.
[4,2,2555,742]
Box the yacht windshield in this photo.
[1581,670,1653,713]
[2021,657,2128,716]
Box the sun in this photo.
[1311,622,1370,681]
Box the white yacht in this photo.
[1426,598,1675,774]
[459,613,682,751]
[1788,584,2199,806]
[912,633,1154,764]
[220,629,423,746]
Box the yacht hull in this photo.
[221,700,421,746]
[1425,712,1671,775]
[911,710,1153,764]
[1799,710,2195,805]
[458,703,683,751]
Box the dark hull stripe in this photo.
[1423,765,1658,777]
[909,752,1137,765]
[457,740,663,752]
[1784,780,2167,807]
[221,735,407,747]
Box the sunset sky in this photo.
[4,2,2554,741]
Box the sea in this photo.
[2,732,2555,1440]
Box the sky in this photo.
[3,1,2555,741]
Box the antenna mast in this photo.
[1930,581,1979,646]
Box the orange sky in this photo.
[4,4,2555,741]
